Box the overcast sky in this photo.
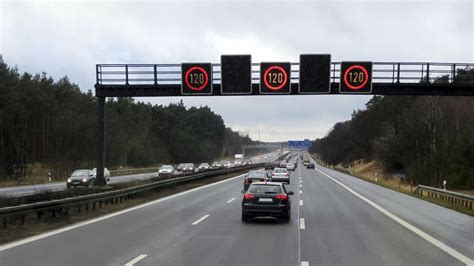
[1,0,473,141]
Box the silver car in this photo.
[222,161,232,169]
[286,163,296,171]
[158,165,175,177]
[198,163,210,171]
[271,168,290,184]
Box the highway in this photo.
[0,154,274,198]
[0,173,157,198]
[0,158,473,265]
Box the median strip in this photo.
[192,214,210,225]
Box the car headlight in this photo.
[82,178,87,182]
[67,179,72,182]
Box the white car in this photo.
[287,163,296,171]
[222,161,232,168]
[158,165,175,177]
[271,168,290,184]
[90,167,110,181]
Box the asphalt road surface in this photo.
[0,158,473,266]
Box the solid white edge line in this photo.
[226,197,236,204]
[125,254,148,266]
[191,214,210,225]
[300,200,303,206]
[300,218,305,230]
[0,172,248,252]
[301,261,309,266]
[315,167,474,266]
[297,165,302,266]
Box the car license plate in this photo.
[259,198,273,202]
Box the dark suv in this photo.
[241,182,294,223]
[264,161,279,170]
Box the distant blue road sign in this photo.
[288,140,312,150]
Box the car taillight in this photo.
[244,193,254,199]
[276,194,288,200]
[285,173,289,176]
[272,173,275,176]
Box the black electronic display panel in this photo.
[221,55,252,94]
[260,62,291,94]
[299,54,331,94]
[339,62,373,94]
[181,63,213,95]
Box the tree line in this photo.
[0,57,255,180]
[310,68,474,189]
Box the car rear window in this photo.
[248,184,282,194]
[274,169,287,173]
[247,172,266,179]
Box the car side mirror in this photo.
[241,190,246,194]
[288,191,294,196]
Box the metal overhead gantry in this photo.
[93,55,474,185]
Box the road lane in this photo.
[313,160,474,260]
[0,173,156,198]
[299,163,463,265]
[140,169,300,266]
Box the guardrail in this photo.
[0,164,264,229]
[413,185,473,210]
[110,167,159,177]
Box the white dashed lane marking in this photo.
[191,215,210,225]
[125,254,147,266]
[300,218,306,230]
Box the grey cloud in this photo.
[1,0,472,141]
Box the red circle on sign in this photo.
[263,65,288,91]
[185,66,209,91]
[343,65,369,90]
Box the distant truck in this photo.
[303,153,310,166]
[234,154,244,167]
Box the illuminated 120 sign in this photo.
[339,62,372,94]
[181,63,213,95]
[260,62,291,94]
